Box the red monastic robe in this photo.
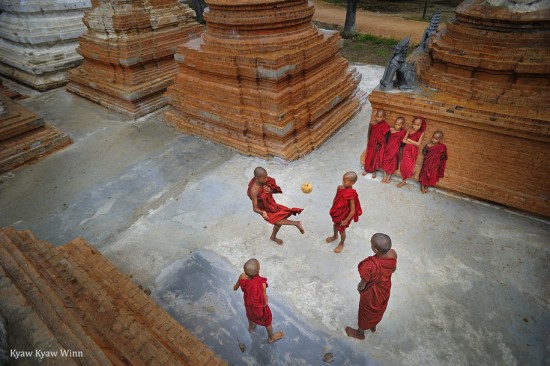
[399,120,427,180]
[364,120,391,173]
[419,143,448,186]
[329,187,363,233]
[239,275,272,326]
[381,129,407,175]
[247,177,303,224]
[357,255,397,330]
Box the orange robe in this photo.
[239,275,272,326]
[247,177,303,224]
[329,187,362,233]
[357,255,397,330]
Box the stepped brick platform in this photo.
[0,95,71,173]
[0,0,91,91]
[367,0,550,217]
[67,0,203,118]
[0,79,27,101]
[165,0,364,160]
[0,227,226,365]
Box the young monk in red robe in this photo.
[419,131,448,194]
[381,116,406,183]
[326,171,363,253]
[345,233,397,339]
[397,117,427,188]
[233,258,283,343]
[247,167,304,245]
[362,110,390,179]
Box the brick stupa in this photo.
[0,91,71,174]
[0,0,91,91]
[165,0,364,160]
[368,0,550,217]
[67,0,203,118]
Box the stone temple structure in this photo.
[67,0,203,118]
[0,89,71,174]
[165,0,364,160]
[368,0,550,217]
[0,0,91,91]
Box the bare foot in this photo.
[296,221,305,234]
[372,172,377,179]
[370,325,377,333]
[397,181,406,188]
[361,171,367,176]
[333,243,345,253]
[248,324,257,333]
[270,236,283,245]
[326,236,338,243]
[268,331,284,344]
[345,326,365,340]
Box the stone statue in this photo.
[419,10,441,52]
[380,36,416,91]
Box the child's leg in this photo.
[372,170,377,178]
[382,171,388,183]
[248,320,257,333]
[274,219,304,234]
[265,324,283,343]
[397,178,407,188]
[334,229,346,253]
[270,224,283,245]
[325,223,339,243]
[345,326,366,340]
[385,173,393,183]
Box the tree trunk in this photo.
[193,0,205,23]
[422,0,429,20]
[343,0,357,38]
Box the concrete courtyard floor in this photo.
[1,66,549,366]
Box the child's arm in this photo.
[407,132,425,147]
[263,283,269,306]
[340,199,356,226]
[233,275,242,291]
[357,280,367,292]
[402,130,410,144]
[251,187,269,219]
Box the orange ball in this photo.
[301,182,313,194]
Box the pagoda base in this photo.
[368,87,550,217]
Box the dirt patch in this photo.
[319,0,460,23]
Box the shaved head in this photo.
[433,131,444,139]
[344,171,358,183]
[376,110,386,117]
[372,233,392,254]
[244,258,260,277]
[254,167,267,178]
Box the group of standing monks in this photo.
[231,109,448,346]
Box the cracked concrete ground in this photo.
[0,66,548,366]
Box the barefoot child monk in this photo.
[397,117,426,188]
[381,116,407,183]
[345,233,397,339]
[362,110,390,179]
[247,167,304,245]
[233,258,284,343]
[326,171,363,253]
[419,131,448,194]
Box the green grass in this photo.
[352,33,400,45]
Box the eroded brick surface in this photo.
[0,227,227,365]
[67,1,203,118]
[367,0,550,217]
[165,0,365,160]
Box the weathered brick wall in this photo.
[368,90,550,217]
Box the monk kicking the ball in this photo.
[326,171,363,253]
[247,167,304,245]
